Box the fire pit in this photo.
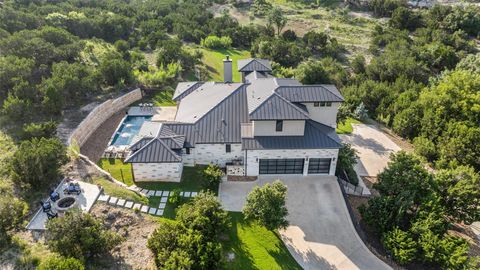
[54,196,78,213]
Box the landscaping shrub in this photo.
[10,137,68,190]
[0,196,28,249]
[21,120,58,140]
[243,180,288,230]
[38,255,85,270]
[336,143,359,185]
[202,164,224,191]
[46,209,123,261]
[200,35,232,49]
[148,192,229,269]
[382,228,417,265]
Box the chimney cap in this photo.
[224,55,232,61]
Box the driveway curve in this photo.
[219,175,391,270]
[275,176,391,270]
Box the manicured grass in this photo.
[98,158,134,186]
[150,89,176,106]
[200,48,251,82]
[93,177,148,205]
[224,212,302,270]
[336,117,362,134]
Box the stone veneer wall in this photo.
[132,162,183,182]
[69,88,142,147]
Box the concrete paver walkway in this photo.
[340,124,401,177]
[219,176,391,270]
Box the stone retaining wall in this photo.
[69,88,142,147]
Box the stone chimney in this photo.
[223,55,232,83]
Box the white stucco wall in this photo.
[188,144,243,167]
[245,148,339,176]
[253,120,305,136]
[303,102,340,128]
[132,162,183,182]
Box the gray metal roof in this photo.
[129,137,152,151]
[249,94,310,120]
[275,85,344,102]
[166,85,250,146]
[245,70,274,82]
[125,138,182,163]
[242,120,342,150]
[173,82,203,101]
[174,82,244,123]
[238,59,272,72]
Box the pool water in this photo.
[110,115,152,146]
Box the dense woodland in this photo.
[0,0,479,269]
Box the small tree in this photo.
[243,180,289,230]
[267,7,287,36]
[382,228,417,265]
[336,143,359,185]
[354,102,368,120]
[148,192,228,269]
[176,191,229,240]
[202,164,224,190]
[10,137,68,190]
[38,255,84,270]
[0,196,28,248]
[46,210,122,261]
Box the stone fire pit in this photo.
[55,196,78,213]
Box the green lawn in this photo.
[200,48,251,82]
[98,158,134,186]
[150,89,176,106]
[134,166,206,192]
[224,212,301,270]
[336,117,362,134]
[93,177,148,205]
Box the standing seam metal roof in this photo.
[241,120,342,150]
[275,85,344,102]
[124,138,182,163]
[237,59,272,72]
[173,82,203,101]
[249,94,310,120]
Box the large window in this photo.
[226,144,231,153]
[308,158,331,174]
[259,159,304,174]
[275,120,283,132]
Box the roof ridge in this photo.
[156,138,182,161]
[273,93,311,119]
[124,137,157,162]
[318,85,344,100]
[192,83,246,123]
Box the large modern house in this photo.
[123,58,344,182]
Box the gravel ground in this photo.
[90,203,158,270]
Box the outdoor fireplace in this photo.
[54,196,77,213]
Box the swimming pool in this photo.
[110,115,152,146]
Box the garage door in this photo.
[308,158,331,174]
[259,159,304,175]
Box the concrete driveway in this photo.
[339,124,401,177]
[219,176,391,270]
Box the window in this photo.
[326,102,332,107]
[275,120,283,132]
[185,148,190,154]
[320,102,326,107]
[226,144,231,153]
[314,102,320,107]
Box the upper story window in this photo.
[185,148,191,155]
[326,102,332,107]
[275,120,283,132]
[226,144,231,153]
[320,102,326,107]
[314,102,320,107]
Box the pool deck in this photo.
[26,179,102,231]
[128,106,177,122]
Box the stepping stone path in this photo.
[96,187,199,217]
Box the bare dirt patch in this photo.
[90,203,158,270]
